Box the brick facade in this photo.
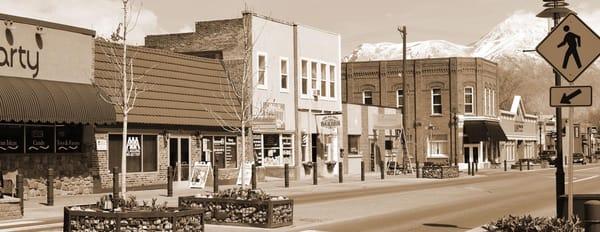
[342,58,499,164]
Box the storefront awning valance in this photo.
[463,120,508,143]
[0,77,116,124]
[373,114,403,130]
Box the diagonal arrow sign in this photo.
[560,89,582,104]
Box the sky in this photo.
[1,0,600,55]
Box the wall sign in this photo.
[321,115,341,129]
[96,139,108,151]
[0,20,93,84]
[126,135,141,157]
[56,125,82,152]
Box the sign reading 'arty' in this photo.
[0,28,41,78]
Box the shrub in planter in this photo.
[482,215,583,232]
[65,194,204,232]
[325,161,337,173]
[302,161,313,175]
[179,187,293,228]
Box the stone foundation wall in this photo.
[422,166,459,179]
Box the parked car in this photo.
[573,153,586,165]
[539,150,557,165]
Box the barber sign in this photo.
[321,116,341,129]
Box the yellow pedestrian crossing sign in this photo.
[536,13,600,82]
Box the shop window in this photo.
[329,65,336,98]
[464,86,474,114]
[56,125,83,153]
[0,125,24,154]
[280,58,288,91]
[431,88,442,115]
[257,53,267,88]
[396,89,404,111]
[253,134,293,166]
[108,134,158,173]
[348,135,360,154]
[26,126,54,153]
[321,63,327,97]
[301,60,308,95]
[363,90,373,105]
[428,140,447,157]
[202,136,237,168]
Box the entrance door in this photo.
[311,134,318,162]
[464,145,479,164]
[169,137,190,181]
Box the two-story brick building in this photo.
[342,57,507,172]
[145,12,342,179]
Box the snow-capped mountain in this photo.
[344,12,549,63]
[344,11,600,115]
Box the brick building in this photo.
[342,58,507,171]
[145,12,342,179]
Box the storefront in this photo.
[0,14,116,198]
[499,96,539,166]
[93,41,241,189]
[461,117,508,170]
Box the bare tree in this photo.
[93,0,154,195]
[205,16,271,188]
[498,66,524,110]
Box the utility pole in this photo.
[536,0,574,217]
[397,26,410,167]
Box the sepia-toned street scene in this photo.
[2,0,600,231]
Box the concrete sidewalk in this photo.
[19,171,457,221]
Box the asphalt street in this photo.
[1,165,599,232]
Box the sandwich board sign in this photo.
[550,86,592,107]
[536,14,600,82]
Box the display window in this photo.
[253,134,293,166]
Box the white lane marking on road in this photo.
[566,175,599,184]
[0,221,42,227]
[0,222,62,232]
[574,167,600,172]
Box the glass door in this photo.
[169,137,190,181]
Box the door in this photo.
[464,145,479,164]
[169,137,190,181]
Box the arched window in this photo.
[396,89,404,111]
[363,90,373,105]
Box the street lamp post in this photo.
[536,0,575,218]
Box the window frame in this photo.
[329,64,336,99]
[464,86,474,115]
[431,88,442,115]
[396,88,404,110]
[279,57,289,92]
[107,133,159,174]
[301,59,309,96]
[311,61,318,96]
[363,90,373,105]
[257,52,268,89]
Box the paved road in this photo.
[289,164,600,232]
[2,165,598,232]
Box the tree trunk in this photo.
[241,125,246,188]
[121,113,128,195]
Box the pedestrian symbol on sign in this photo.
[558,25,582,69]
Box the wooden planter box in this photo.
[179,196,293,228]
[64,205,204,232]
[422,166,459,179]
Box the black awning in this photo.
[463,120,508,143]
[0,76,116,124]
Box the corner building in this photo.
[342,58,507,171]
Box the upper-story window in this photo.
[301,60,308,95]
[329,65,336,98]
[431,88,442,115]
[363,90,373,105]
[320,63,327,97]
[464,86,474,114]
[280,58,288,91]
[396,89,404,111]
[492,89,496,116]
[484,88,489,115]
[311,62,318,95]
[257,53,267,88]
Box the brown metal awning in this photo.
[463,120,508,143]
[0,76,116,124]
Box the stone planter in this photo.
[0,197,22,220]
[179,196,293,228]
[325,161,337,173]
[422,166,459,179]
[64,205,204,232]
